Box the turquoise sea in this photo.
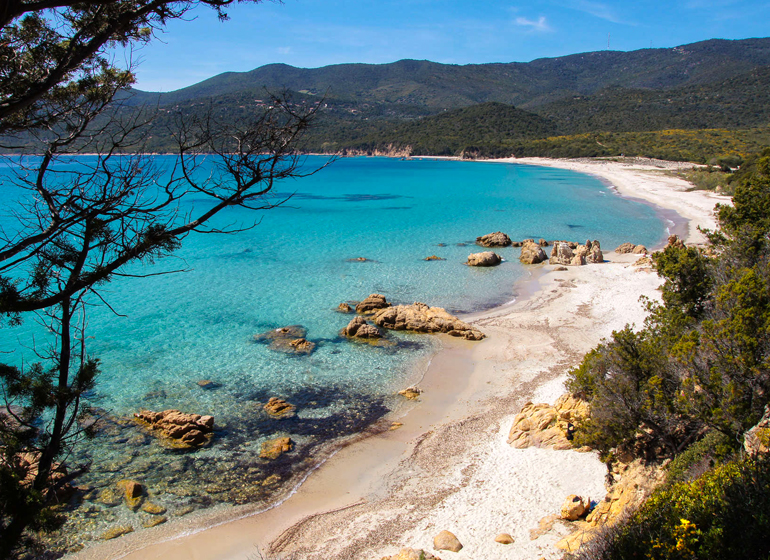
[0,156,667,550]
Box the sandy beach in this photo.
[70,157,730,560]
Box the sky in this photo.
[121,0,770,92]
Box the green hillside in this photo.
[129,38,770,112]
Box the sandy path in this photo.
[70,158,730,560]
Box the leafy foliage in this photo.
[576,455,770,560]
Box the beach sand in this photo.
[70,157,730,560]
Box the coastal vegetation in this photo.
[566,148,770,559]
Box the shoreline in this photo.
[69,157,730,560]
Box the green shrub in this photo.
[576,455,770,560]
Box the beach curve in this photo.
[68,157,730,560]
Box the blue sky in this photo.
[122,0,770,92]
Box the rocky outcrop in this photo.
[356,293,391,314]
[667,234,686,249]
[341,316,382,339]
[372,302,484,340]
[254,325,316,355]
[560,495,588,521]
[615,242,649,254]
[476,231,512,247]
[133,409,214,448]
[520,240,547,264]
[466,251,502,266]
[550,240,603,266]
[433,530,463,552]
[263,397,296,419]
[260,436,293,460]
[337,302,353,313]
[744,406,770,455]
[585,240,604,264]
[507,394,589,450]
[557,459,666,553]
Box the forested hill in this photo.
[91,37,770,160]
[130,37,770,110]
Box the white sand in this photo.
[70,158,730,560]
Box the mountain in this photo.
[130,37,770,112]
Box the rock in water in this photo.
[102,525,134,540]
[355,293,391,314]
[466,251,502,266]
[476,231,512,247]
[424,255,444,261]
[337,302,353,313]
[263,397,297,418]
[133,409,214,448]
[372,302,484,340]
[254,325,316,355]
[561,494,588,520]
[288,338,316,354]
[433,530,463,552]
[398,386,422,400]
[341,316,383,339]
[260,437,293,460]
[116,479,143,509]
[520,240,547,264]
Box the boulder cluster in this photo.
[133,409,214,448]
[370,298,485,341]
[549,240,604,266]
[341,315,383,339]
[253,325,316,355]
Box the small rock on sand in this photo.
[433,530,463,552]
[398,387,421,400]
[495,533,515,545]
[561,494,588,521]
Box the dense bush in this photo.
[575,455,770,560]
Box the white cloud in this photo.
[515,16,552,32]
[558,0,633,24]
[277,46,292,55]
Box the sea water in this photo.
[0,156,665,549]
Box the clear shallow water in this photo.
[0,156,665,550]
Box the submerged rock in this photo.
[372,302,485,340]
[341,316,383,339]
[337,302,353,313]
[253,325,316,355]
[263,397,297,419]
[476,231,512,247]
[260,437,293,460]
[355,293,391,314]
[398,386,422,400]
[102,525,134,540]
[133,409,214,448]
[466,251,502,267]
[288,338,316,354]
[520,241,547,264]
[424,255,445,261]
